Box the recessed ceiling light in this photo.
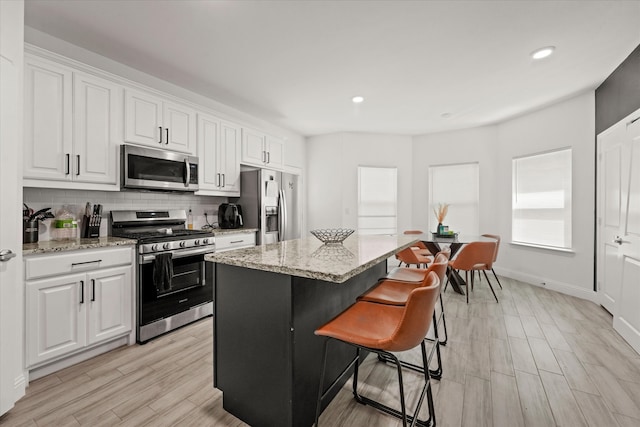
[352,96,364,104]
[531,46,555,60]
[441,112,452,118]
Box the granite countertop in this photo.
[23,237,137,256]
[205,234,418,283]
[209,228,259,236]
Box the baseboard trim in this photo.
[13,373,26,404]
[494,267,598,303]
[28,336,128,382]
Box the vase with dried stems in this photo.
[433,203,449,234]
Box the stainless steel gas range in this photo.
[110,210,215,343]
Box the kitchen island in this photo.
[205,234,418,427]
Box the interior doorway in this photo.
[596,107,640,354]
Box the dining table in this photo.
[418,233,493,295]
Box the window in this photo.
[357,166,397,235]
[428,163,479,235]
[512,148,572,249]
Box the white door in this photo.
[26,274,87,366]
[73,72,119,184]
[0,0,25,415]
[597,122,626,313]
[612,114,640,354]
[87,266,132,345]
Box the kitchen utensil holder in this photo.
[23,220,39,244]
[82,214,101,238]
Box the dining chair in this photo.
[315,273,440,427]
[481,233,503,289]
[447,241,498,304]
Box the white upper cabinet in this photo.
[24,54,119,186]
[24,55,73,181]
[220,121,242,193]
[265,135,284,170]
[197,113,241,196]
[73,72,119,184]
[124,89,196,155]
[241,127,284,170]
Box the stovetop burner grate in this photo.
[114,229,213,242]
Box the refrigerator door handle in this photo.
[279,188,288,241]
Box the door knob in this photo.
[0,249,17,262]
[614,236,624,245]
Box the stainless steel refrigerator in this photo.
[232,169,301,244]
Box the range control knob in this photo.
[163,243,170,250]
[151,244,158,252]
[194,239,200,246]
[202,238,209,245]
[179,241,186,248]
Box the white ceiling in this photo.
[24,0,640,137]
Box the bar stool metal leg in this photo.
[316,340,436,427]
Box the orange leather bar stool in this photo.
[359,251,449,379]
[446,241,498,304]
[378,247,450,346]
[314,273,440,427]
[481,233,503,289]
[403,230,433,258]
[395,245,433,268]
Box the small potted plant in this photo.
[433,203,450,235]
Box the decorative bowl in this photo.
[310,228,355,244]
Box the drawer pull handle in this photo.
[230,240,244,244]
[71,259,102,267]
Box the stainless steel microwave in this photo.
[121,145,199,192]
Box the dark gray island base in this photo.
[206,235,418,427]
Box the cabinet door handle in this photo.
[266,152,270,164]
[65,153,70,175]
[80,280,84,304]
[221,173,225,187]
[216,173,221,187]
[76,155,81,176]
[262,150,266,163]
[158,126,163,144]
[166,128,169,145]
[91,279,96,302]
[71,259,102,267]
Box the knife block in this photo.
[82,214,101,238]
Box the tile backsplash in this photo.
[24,188,228,241]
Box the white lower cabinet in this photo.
[25,247,133,368]
[215,231,257,252]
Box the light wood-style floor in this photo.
[2,276,639,427]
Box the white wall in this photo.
[306,133,413,235]
[410,92,596,300]
[495,92,596,299]
[412,125,499,235]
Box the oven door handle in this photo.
[140,247,214,264]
